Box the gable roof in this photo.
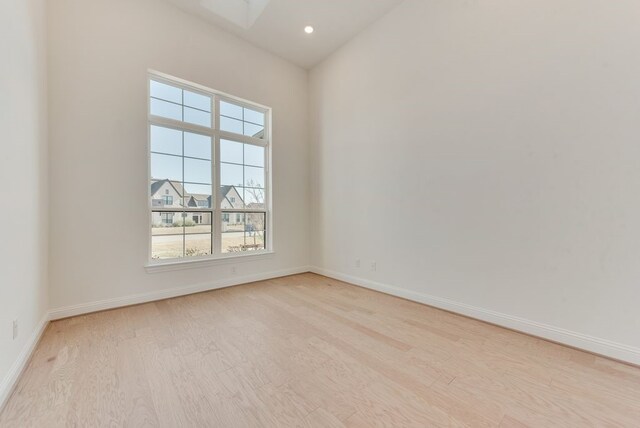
[186,194,213,207]
[220,185,244,206]
[150,179,185,197]
[220,185,233,198]
[151,179,243,205]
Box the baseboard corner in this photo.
[0,312,50,413]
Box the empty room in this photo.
[2,0,640,426]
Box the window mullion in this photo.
[213,96,222,255]
[182,126,186,257]
[218,130,267,147]
[149,115,213,135]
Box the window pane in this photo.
[243,187,265,210]
[220,101,266,139]
[244,165,264,189]
[244,144,264,167]
[184,90,211,112]
[151,180,184,208]
[170,213,188,227]
[150,80,182,104]
[220,116,243,134]
[245,212,265,251]
[221,185,245,209]
[183,182,211,197]
[184,209,212,256]
[150,125,182,156]
[185,184,211,209]
[222,213,245,253]
[246,212,265,231]
[151,211,184,259]
[221,163,243,186]
[244,122,264,139]
[185,234,211,257]
[152,235,184,259]
[184,132,211,160]
[221,212,265,253]
[184,158,211,184]
[151,153,182,182]
[150,98,182,121]
[244,232,265,251]
[244,108,265,126]
[184,212,212,234]
[188,197,211,209]
[220,100,243,120]
[152,212,181,230]
[184,107,211,127]
[220,139,243,164]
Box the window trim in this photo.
[146,70,273,270]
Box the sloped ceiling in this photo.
[162,0,404,68]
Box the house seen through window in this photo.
[149,73,270,261]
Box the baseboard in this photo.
[49,265,311,320]
[8,264,637,416]
[310,266,640,366]
[0,312,50,413]
[1,267,309,412]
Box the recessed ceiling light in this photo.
[304,26,314,34]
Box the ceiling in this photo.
[162,0,404,69]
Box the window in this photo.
[160,212,174,225]
[149,73,270,262]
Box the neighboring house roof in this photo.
[220,185,245,207]
[186,194,213,207]
[151,179,185,197]
[151,179,243,206]
[220,185,233,197]
[220,185,233,203]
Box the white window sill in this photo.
[145,251,274,274]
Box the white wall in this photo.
[48,0,309,310]
[310,0,640,354]
[0,0,49,400]
[7,0,640,375]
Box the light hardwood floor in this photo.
[2,273,639,427]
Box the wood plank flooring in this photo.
[1,273,639,427]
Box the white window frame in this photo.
[146,70,273,272]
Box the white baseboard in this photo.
[5,264,637,416]
[49,266,311,320]
[1,267,309,412]
[0,312,50,413]
[310,266,640,366]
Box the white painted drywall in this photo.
[0,0,49,393]
[310,0,640,349]
[48,0,310,310]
